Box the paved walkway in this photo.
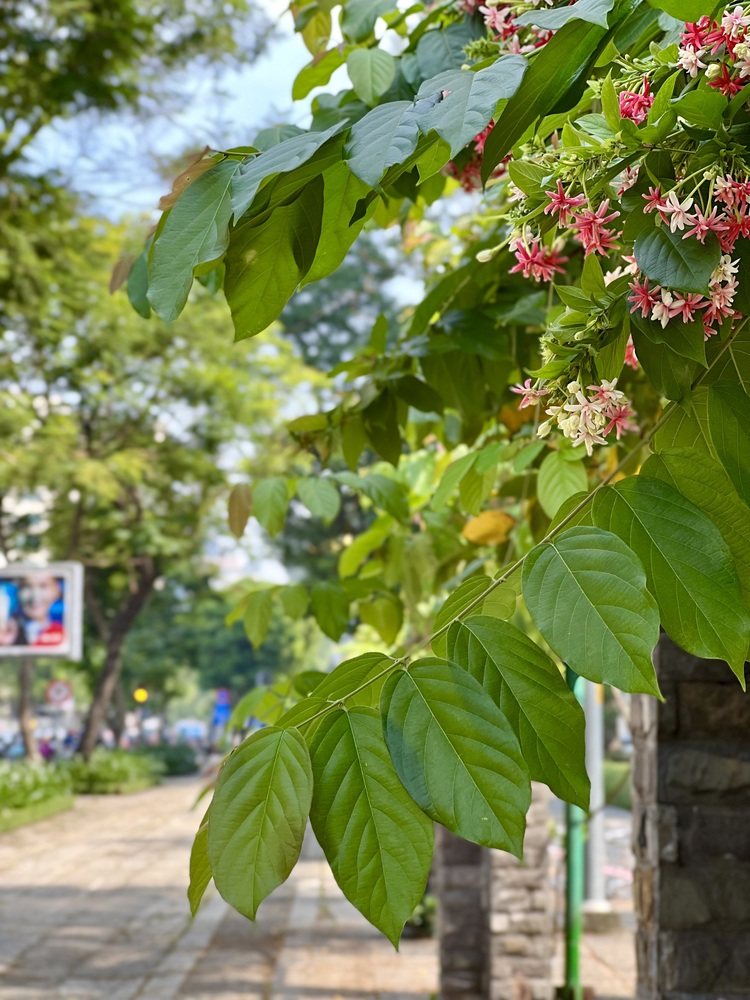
[0,779,438,1000]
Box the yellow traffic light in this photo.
[133,686,149,704]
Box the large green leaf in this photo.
[345,93,441,188]
[592,478,750,682]
[647,0,718,20]
[634,227,720,295]
[310,581,351,640]
[293,48,347,101]
[340,0,397,42]
[302,163,374,286]
[335,471,410,520]
[207,727,312,919]
[415,22,484,78]
[309,707,433,946]
[253,477,290,536]
[707,383,750,508]
[347,48,396,106]
[230,125,343,220]
[188,819,212,916]
[641,448,750,607]
[702,322,750,392]
[359,593,403,644]
[225,178,324,340]
[432,574,519,657]
[416,57,528,157]
[148,159,240,322]
[517,0,614,28]
[381,658,530,854]
[630,328,698,403]
[296,476,341,524]
[243,589,275,649]
[537,451,588,518]
[447,616,589,809]
[522,526,661,696]
[313,651,395,708]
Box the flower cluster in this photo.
[678,7,750,94]
[444,124,512,191]
[542,380,638,455]
[618,76,654,124]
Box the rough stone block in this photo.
[661,746,750,804]
[660,866,750,930]
[677,681,750,742]
[508,912,550,935]
[659,930,750,993]
[490,913,510,934]
[679,804,750,864]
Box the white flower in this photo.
[711,254,740,284]
[651,291,675,328]
[663,190,694,232]
[677,45,707,77]
[722,5,750,38]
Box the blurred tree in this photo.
[0,214,323,758]
[0,0,273,174]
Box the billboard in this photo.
[0,563,84,660]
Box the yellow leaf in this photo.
[462,510,514,546]
[228,484,252,539]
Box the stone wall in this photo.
[435,783,553,1000]
[632,634,750,1000]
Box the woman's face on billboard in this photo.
[19,575,61,621]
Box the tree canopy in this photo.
[125,0,750,946]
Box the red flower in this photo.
[619,76,654,124]
[544,180,587,225]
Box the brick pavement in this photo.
[0,778,438,1000]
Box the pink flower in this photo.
[628,276,659,318]
[668,293,707,322]
[619,76,654,124]
[624,336,639,370]
[652,291,675,328]
[722,5,749,39]
[509,235,568,281]
[681,19,709,49]
[643,186,668,220]
[603,401,639,440]
[511,378,550,408]
[572,200,621,257]
[682,206,730,242]
[708,63,744,96]
[544,180,587,225]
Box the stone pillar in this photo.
[436,784,553,1000]
[632,634,750,999]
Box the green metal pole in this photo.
[564,665,585,1000]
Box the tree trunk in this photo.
[78,561,156,760]
[110,680,126,748]
[18,657,39,762]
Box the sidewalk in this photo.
[0,778,438,1000]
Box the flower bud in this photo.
[706,62,723,79]
[476,248,497,263]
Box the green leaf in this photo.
[231,126,342,220]
[227,484,252,539]
[253,477,290,536]
[339,516,392,578]
[345,94,441,188]
[294,670,327,696]
[148,160,240,322]
[309,707,433,946]
[415,22,484,78]
[447,616,589,809]
[225,179,324,340]
[522,526,661,696]
[631,313,707,366]
[207,727,312,920]
[431,452,477,510]
[394,375,445,414]
[341,0,397,42]
[672,89,728,131]
[641,448,750,607]
[415,57,528,157]
[296,477,341,524]
[188,820,212,916]
[634,226,720,295]
[314,651,395,708]
[127,250,151,319]
[647,0,721,22]
[310,581,350,640]
[293,48,347,101]
[347,48,396,106]
[630,327,698,403]
[359,593,403,644]
[381,658,530,853]
[432,575,518,657]
[335,471,410,520]
[707,383,750,508]
[229,687,269,731]
[537,451,588,518]
[592,478,750,682]
[517,0,614,30]
[279,584,309,620]
[303,163,374,286]
[244,589,275,649]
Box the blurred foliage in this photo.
[66,747,164,792]
[142,741,199,776]
[0,760,72,808]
